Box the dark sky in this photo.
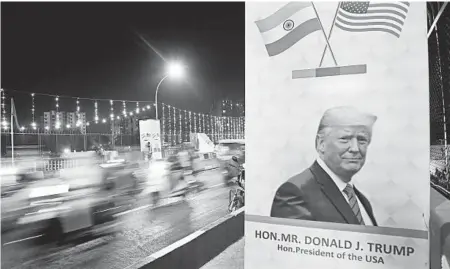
[1,2,245,123]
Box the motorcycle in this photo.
[228,159,245,212]
[222,156,242,185]
[149,157,205,207]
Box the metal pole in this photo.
[155,74,168,120]
[10,98,14,165]
[319,2,341,67]
[428,2,448,38]
[311,2,338,66]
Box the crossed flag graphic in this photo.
[255,1,410,79]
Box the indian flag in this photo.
[255,2,322,57]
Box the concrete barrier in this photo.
[126,207,245,269]
[430,184,450,269]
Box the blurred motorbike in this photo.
[222,156,242,185]
[228,160,245,212]
[147,155,205,206]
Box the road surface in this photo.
[1,169,233,269]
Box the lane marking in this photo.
[3,234,43,246]
[114,183,227,217]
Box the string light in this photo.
[172,106,176,144]
[55,96,60,129]
[31,93,36,129]
[237,116,241,139]
[1,89,7,129]
[110,100,114,120]
[233,117,237,139]
[184,110,188,142]
[211,115,214,142]
[162,103,166,144]
[76,98,81,127]
[194,112,197,133]
[122,101,127,117]
[0,89,244,141]
[188,111,192,135]
[94,100,99,124]
[202,114,205,134]
[221,117,225,140]
[178,108,182,144]
[227,117,231,139]
[168,105,173,145]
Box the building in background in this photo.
[42,110,86,132]
[211,98,245,117]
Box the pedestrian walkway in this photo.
[200,238,244,269]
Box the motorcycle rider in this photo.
[146,142,153,161]
[224,156,241,185]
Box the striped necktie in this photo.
[343,184,365,225]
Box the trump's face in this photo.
[319,126,371,180]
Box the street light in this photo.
[155,62,185,120]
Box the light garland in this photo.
[110,100,114,120]
[237,116,241,139]
[178,108,182,144]
[206,114,209,135]
[211,115,215,142]
[234,117,237,139]
[188,111,192,135]
[184,110,188,142]
[162,104,166,144]
[31,93,36,129]
[172,106,176,144]
[55,96,60,129]
[201,114,205,133]
[0,89,244,140]
[122,101,127,117]
[194,112,197,133]
[1,89,7,129]
[168,105,172,145]
[94,100,99,124]
[220,116,227,139]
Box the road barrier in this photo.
[127,207,245,269]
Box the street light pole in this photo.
[155,74,169,120]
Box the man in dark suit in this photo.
[271,106,378,226]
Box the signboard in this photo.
[245,2,429,269]
[139,119,162,160]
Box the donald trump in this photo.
[270,106,378,226]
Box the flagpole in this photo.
[319,2,341,67]
[311,2,338,66]
[10,98,14,166]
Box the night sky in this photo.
[1,2,245,124]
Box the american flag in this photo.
[335,2,410,38]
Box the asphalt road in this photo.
[1,169,233,269]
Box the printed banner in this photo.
[245,2,429,269]
[139,119,162,159]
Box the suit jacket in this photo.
[270,161,378,226]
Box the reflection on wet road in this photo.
[2,170,232,269]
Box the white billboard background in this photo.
[139,119,162,160]
[245,2,429,268]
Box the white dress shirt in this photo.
[316,158,374,226]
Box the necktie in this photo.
[343,184,365,225]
